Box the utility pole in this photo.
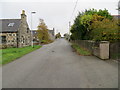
[68,21,71,41]
[69,21,71,35]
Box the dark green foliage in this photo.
[84,8,113,20]
[84,8,97,15]
[55,32,61,39]
[70,13,87,40]
[97,9,113,20]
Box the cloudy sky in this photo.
[0,0,119,36]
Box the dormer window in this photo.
[8,23,15,27]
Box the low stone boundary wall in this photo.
[0,44,17,49]
[72,40,94,53]
[110,42,120,60]
[33,42,40,45]
[71,40,110,60]
[0,44,7,49]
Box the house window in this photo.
[0,36,6,44]
[8,40,11,43]
[27,28,29,33]
[21,36,25,43]
[13,38,16,40]
[13,34,16,36]
[8,23,15,27]
[9,34,12,36]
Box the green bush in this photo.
[70,8,116,41]
[90,19,120,42]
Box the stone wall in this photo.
[48,30,55,41]
[18,22,31,48]
[72,40,120,60]
[0,32,17,48]
[17,11,31,48]
[110,42,120,60]
[72,40,95,53]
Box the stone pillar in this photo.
[99,41,109,60]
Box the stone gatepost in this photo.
[99,41,109,60]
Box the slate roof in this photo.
[32,30,55,36]
[0,19,21,33]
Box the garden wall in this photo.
[71,40,119,60]
[110,42,120,60]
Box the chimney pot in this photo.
[22,10,25,14]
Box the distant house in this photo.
[0,10,31,48]
[112,15,120,19]
[48,28,55,40]
[32,30,40,45]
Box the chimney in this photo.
[53,28,55,36]
[21,10,27,22]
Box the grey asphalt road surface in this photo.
[2,39,118,88]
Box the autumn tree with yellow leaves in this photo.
[70,8,120,42]
[37,19,52,44]
[89,18,120,42]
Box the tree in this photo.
[64,33,70,40]
[70,12,86,40]
[84,8,113,20]
[89,19,120,42]
[84,8,97,15]
[37,19,51,43]
[70,8,114,41]
[55,32,61,39]
[97,9,113,20]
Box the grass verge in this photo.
[0,45,41,65]
[71,43,91,56]
[111,53,120,60]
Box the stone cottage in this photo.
[48,28,55,41]
[0,10,31,48]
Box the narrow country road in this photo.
[2,39,118,88]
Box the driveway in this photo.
[2,39,118,88]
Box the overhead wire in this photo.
[70,0,79,21]
[69,0,79,35]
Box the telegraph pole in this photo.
[68,21,71,41]
[69,21,71,35]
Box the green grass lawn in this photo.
[71,43,91,56]
[0,45,41,65]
